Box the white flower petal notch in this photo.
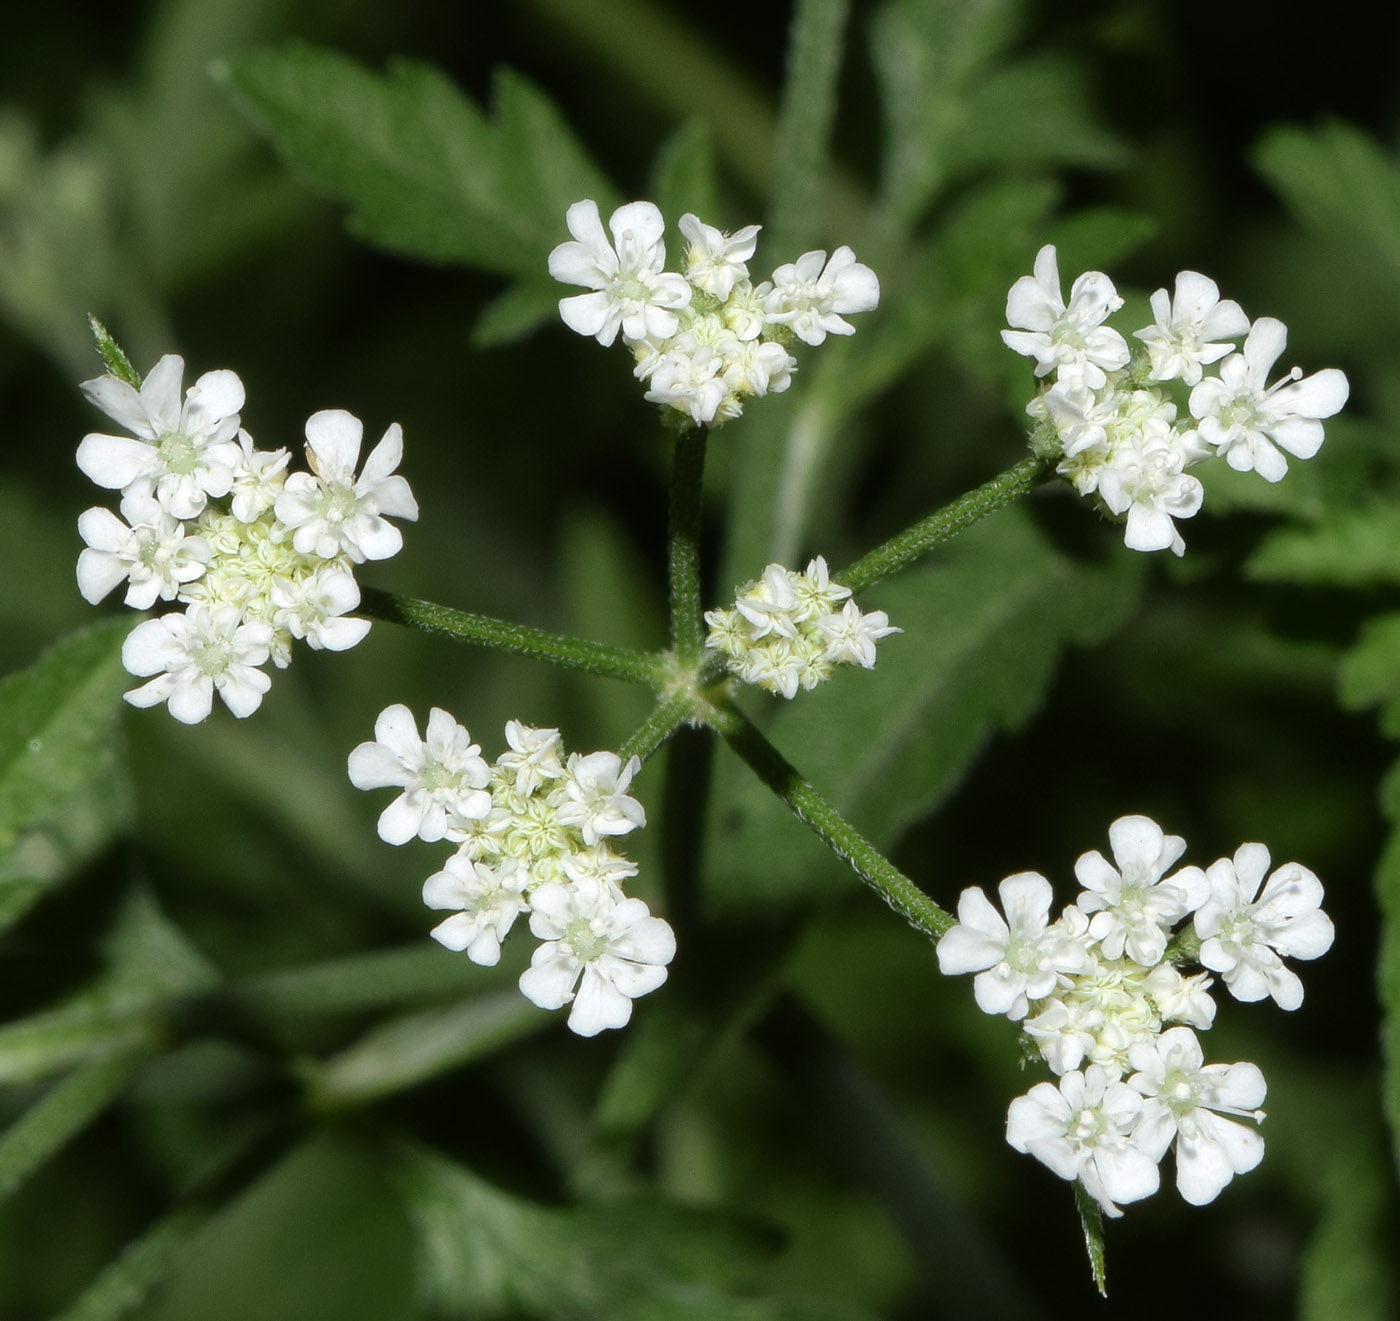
[549,198,878,428]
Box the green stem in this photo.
[668,427,709,664]
[838,456,1054,593]
[620,690,695,764]
[359,588,665,688]
[706,702,951,939]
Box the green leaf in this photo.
[0,1047,148,1205]
[1072,1181,1108,1297]
[649,119,720,249]
[305,990,546,1108]
[767,0,850,257]
[1298,1124,1400,1320]
[394,1141,873,1321]
[1254,121,1400,283]
[1379,825,1400,1173]
[87,316,140,387]
[1249,500,1400,589]
[1339,614,1400,737]
[52,1206,210,1321]
[0,621,133,933]
[216,44,618,291]
[708,506,1143,911]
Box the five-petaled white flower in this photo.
[1128,1027,1266,1206]
[678,212,761,301]
[936,872,1088,1020]
[122,602,272,724]
[549,200,692,347]
[764,247,880,346]
[77,494,211,608]
[275,409,419,562]
[1189,317,1349,482]
[1189,843,1335,1009]
[77,354,244,519]
[1075,815,1207,966]
[348,704,494,845]
[422,854,529,966]
[1001,245,1128,390]
[555,752,647,846]
[1134,271,1250,386]
[517,876,675,1036]
[1006,1065,1160,1218]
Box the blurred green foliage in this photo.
[1,0,1399,1317]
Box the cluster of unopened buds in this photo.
[1005,247,1350,555]
[348,705,675,1036]
[704,555,899,698]
[74,354,418,722]
[937,814,1335,1215]
[549,199,879,427]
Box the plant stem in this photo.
[358,588,665,688]
[705,702,951,939]
[838,455,1054,593]
[668,427,709,665]
[620,690,695,764]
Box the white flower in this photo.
[815,601,900,669]
[734,563,801,639]
[1190,843,1335,1009]
[555,751,646,846]
[1134,271,1250,386]
[642,343,729,425]
[274,410,419,562]
[764,246,880,346]
[228,431,290,523]
[122,603,272,724]
[721,339,796,397]
[936,872,1088,1020]
[1128,1027,1266,1205]
[496,721,565,797]
[678,213,761,300]
[271,565,371,652]
[1143,964,1217,1030]
[1023,995,1104,1076]
[1189,318,1349,482]
[1095,432,1205,557]
[423,854,528,966]
[1074,815,1207,966]
[517,876,675,1036]
[348,704,493,845]
[1005,1065,1160,1217]
[548,200,692,346]
[76,494,211,608]
[77,355,244,519]
[1001,245,1128,390]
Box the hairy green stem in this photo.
[668,428,709,664]
[620,690,695,764]
[706,702,951,939]
[358,588,665,688]
[838,456,1054,593]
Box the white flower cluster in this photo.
[703,556,899,698]
[348,706,675,1037]
[1003,248,1350,556]
[548,199,879,428]
[937,814,1334,1217]
[75,355,417,723]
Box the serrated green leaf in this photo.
[708,506,1143,912]
[0,621,133,932]
[1254,121,1400,283]
[394,1141,874,1321]
[1249,502,1400,589]
[87,316,141,387]
[1072,1181,1107,1296]
[216,43,618,283]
